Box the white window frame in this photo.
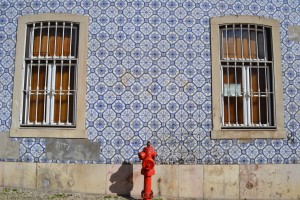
[210,16,286,139]
[10,14,88,138]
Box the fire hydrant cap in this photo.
[142,157,155,170]
[138,151,146,160]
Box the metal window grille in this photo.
[21,21,79,127]
[220,24,275,128]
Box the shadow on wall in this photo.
[109,162,134,198]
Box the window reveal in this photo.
[220,24,275,128]
[22,22,79,126]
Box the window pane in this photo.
[223,97,243,125]
[222,28,259,60]
[250,30,257,59]
[54,64,75,124]
[33,28,40,57]
[223,67,243,94]
[257,31,265,59]
[227,30,234,58]
[28,65,45,123]
[32,25,74,57]
[242,30,249,59]
[222,66,243,125]
[235,30,242,58]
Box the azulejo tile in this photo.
[0,0,299,164]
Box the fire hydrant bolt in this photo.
[138,141,156,200]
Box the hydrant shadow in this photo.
[109,162,135,199]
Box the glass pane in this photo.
[222,29,226,59]
[242,30,249,59]
[32,26,73,57]
[223,67,243,125]
[48,28,56,57]
[223,97,243,125]
[227,30,234,59]
[235,29,242,59]
[28,65,45,123]
[33,28,40,57]
[53,64,75,124]
[223,67,243,95]
[250,30,257,59]
[257,31,265,59]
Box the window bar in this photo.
[23,64,30,124]
[233,24,236,61]
[270,29,276,127]
[46,22,50,58]
[54,22,58,58]
[256,62,261,126]
[264,66,268,126]
[50,65,56,124]
[69,23,73,58]
[49,22,58,124]
[226,25,228,59]
[73,25,78,124]
[73,65,77,126]
[227,64,230,126]
[74,26,78,58]
[43,22,50,124]
[225,25,230,125]
[255,25,258,61]
[246,66,251,126]
[58,23,66,124]
[20,63,26,123]
[267,67,272,126]
[221,28,224,60]
[43,64,48,124]
[30,23,35,59]
[233,25,238,125]
[246,24,253,125]
[250,63,254,126]
[263,26,269,126]
[221,66,224,126]
[27,61,33,124]
[264,28,269,61]
[66,23,73,124]
[61,22,65,58]
[240,25,244,60]
[23,25,34,124]
[26,23,36,124]
[58,64,63,124]
[248,24,251,60]
[34,23,43,124]
[46,65,51,124]
[38,22,42,58]
[234,65,238,126]
[241,25,247,125]
[241,27,245,125]
[242,65,247,126]
[255,25,261,126]
[35,61,41,124]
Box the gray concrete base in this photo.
[0,133,19,159]
[0,162,299,199]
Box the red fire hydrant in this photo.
[138,141,157,200]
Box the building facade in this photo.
[0,0,299,198]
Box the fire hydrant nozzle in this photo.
[138,141,156,200]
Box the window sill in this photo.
[211,129,286,139]
[10,127,86,138]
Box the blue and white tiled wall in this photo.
[0,0,299,164]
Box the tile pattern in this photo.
[0,0,299,164]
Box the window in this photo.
[10,14,88,138]
[210,16,285,139]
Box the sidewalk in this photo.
[0,187,140,200]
